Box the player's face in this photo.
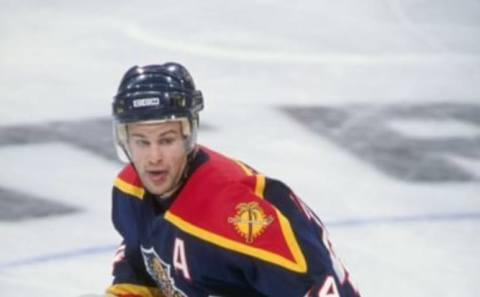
[127,121,188,198]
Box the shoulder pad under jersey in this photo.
[113,164,145,200]
[164,149,307,273]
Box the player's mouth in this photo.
[146,169,168,185]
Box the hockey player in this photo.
[106,62,360,297]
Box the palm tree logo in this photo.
[228,202,274,243]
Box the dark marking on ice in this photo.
[282,103,480,182]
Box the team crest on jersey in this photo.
[228,202,274,243]
[140,246,187,297]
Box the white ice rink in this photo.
[1,1,480,296]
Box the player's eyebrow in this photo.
[159,129,179,136]
[130,129,179,138]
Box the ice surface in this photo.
[1,1,479,296]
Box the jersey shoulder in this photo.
[165,148,307,273]
[113,163,145,200]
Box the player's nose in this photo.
[147,144,163,164]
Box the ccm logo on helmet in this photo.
[133,98,160,108]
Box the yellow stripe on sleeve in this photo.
[254,175,266,199]
[114,177,145,200]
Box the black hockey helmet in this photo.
[113,62,203,124]
[112,62,204,161]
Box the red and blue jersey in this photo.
[106,146,360,297]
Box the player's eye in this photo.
[134,139,150,147]
[159,137,175,145]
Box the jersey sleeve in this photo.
[242,178,361,297]
[106,166,164,297]
[163,168,361,297]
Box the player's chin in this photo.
[146,184,167,196]
[146,180,173,197]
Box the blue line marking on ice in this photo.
[327,212,480,227]
[0,212,478,271]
